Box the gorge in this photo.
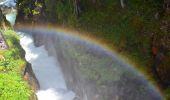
[0,0,169,99]
[17,27,163,100]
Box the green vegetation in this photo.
[41,0,164,82]
[43,0,162,70]
[17,0,170,98]
[0,30,31,100]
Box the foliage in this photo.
[0,72,31,100]
[0,30,31,99]
[17,0,34,16]
[45,0,75,23]
[37,1,163,84]
[43,0,162,70]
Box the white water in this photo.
[0,0,17,26]
[19,32,75,100]
[5,8,17,26]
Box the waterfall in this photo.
[0,0,16,7]
[16,29,163,100]
[0,0,17,26]
[5,8,17,26]
[19,32,75,100]
[0,0,163,99]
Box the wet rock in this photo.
[29,29,162,100]
[23,62,40,91]
[23,62,39,100]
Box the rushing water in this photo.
[16,28,163,100]
[1,1,163,99]
[0,0,17,26]
[19,32,75,100]
[5,8,17,26]
[1,1,76,99]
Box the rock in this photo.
[23,62,40,91]
[29,29,162,100]
[23,63,39,100]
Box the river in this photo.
[1,0,164,99]
[1,1,76,99]
[19,32,75,100]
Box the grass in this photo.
[0,29,31,100]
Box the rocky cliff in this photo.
[25,29,163,100]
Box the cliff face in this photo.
[23,29,162,100]
[23,63,39,100]
[23,63,40,92]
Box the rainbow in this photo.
[15,23,164,98]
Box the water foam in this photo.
[19,32,75,100]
